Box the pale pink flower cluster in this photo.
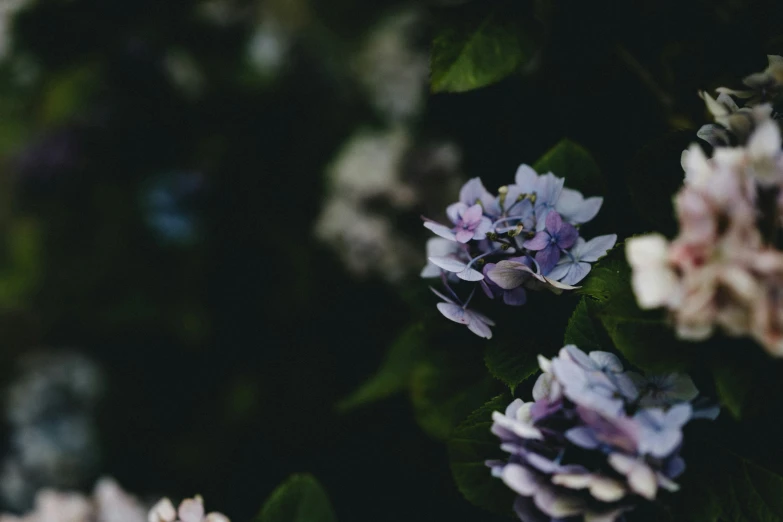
[0,479,229,522]
[626,98,783,355]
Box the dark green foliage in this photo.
[447,394,515,517]
[431,1,536,93]
[256,474,338,522]
[533,139,606,196]
[337,323,424,411]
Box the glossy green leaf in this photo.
[447,394,515,517]
[431,5,532,93]
[578,255,691,372]
[337,323,423,412]
[533,139,605,196]
[667,443,783,522]
[256,474,337,522]
[562,298,604,352]
[483,336,539,393]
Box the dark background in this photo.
[1,0,783,520]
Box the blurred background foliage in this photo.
[1,0,783,521]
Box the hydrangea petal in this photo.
[576,234,617,262]
[436,303,469,324]
[514,164,539,192]
[423,221,457,241]
[487,260,531,289]
[501,464,540,496]
[428,256,468,273]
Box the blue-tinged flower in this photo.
[458,177,495,210]
[533,173,565,223]
[488,345,715,522]
[547,234,617,285]
[634,404,692,458]
[423,203,492,243]
[555,188,604,225]
[430,287,494,338]
[523,211,578,274]
[551,356,626,417]
[561,345,624,374]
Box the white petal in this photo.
[625,234,669,269]
[467,316,493,338]
[589,476,626,502]
[423,221,456,241]
[148,498,177,522]
[436,303,469,324]
[748,120,781,161]
[456,266,485,281]
[428,256,467,273]
[576,234,617,262]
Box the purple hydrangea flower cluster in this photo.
[487,345,718,522]
[421,166,616,338]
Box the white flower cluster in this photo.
[0,480,228,522]
[627,57,783,355]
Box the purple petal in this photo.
[535,245,561,275]
[503,286,527,306]
[523,231,551,251]
[557,222,578,249]
[423,221,457,241]
[576,234,617,262]
[545,210,564,234]
[461,203,484,224]
[487,261,530,289]
[455,229,474,243]
[436,302,469,324]
[566,427,601,449]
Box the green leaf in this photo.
[410,351,499,440]
[256,474,337,522]
[0,219,43,309]
[483,337,539,393]
[336,323,423,412]
[563,298,604,352]
[668,442,783,522]
[431,4,533,93]
[533,139,605,196]
[578,255,691,372]
[448,394,515,517]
